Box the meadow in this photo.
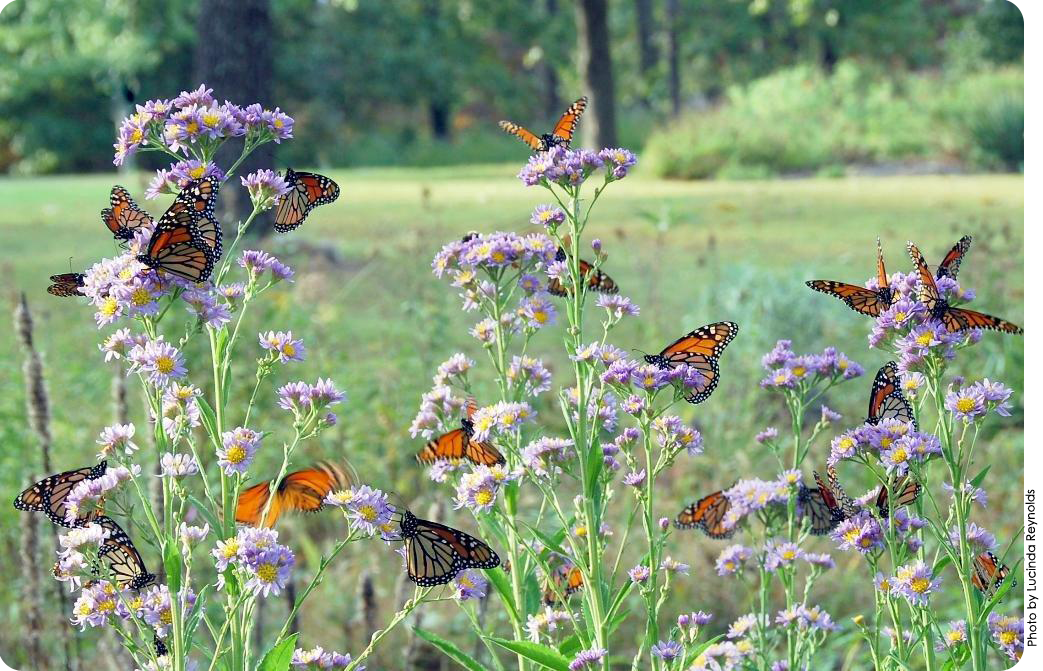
[0,167,1024,669]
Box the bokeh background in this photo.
[0,1,1024,669]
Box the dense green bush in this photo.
[644,63,1023,179]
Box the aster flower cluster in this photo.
[944,378,1014,422]
[291,646,359,670]
[469,401,535,442]
[324,485,394,536]
[454,464,519,514]
[63,465,138,524]
[408,383,467,440]
[760,340,864,389]
[517,145,637,189]
[212,527,295,597]
[276,377,345,425]
[432,230,557,279]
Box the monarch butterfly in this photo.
[394,508,500,586]
[499,97,588,152]
[14,461,109,527]
[83,512,155,590]
[137,179,221,282]
[417,399,506,467]
[908,241,1022,334]
[867,361,917,430]
[936,235,972,279]
[806,238,895,317]
[813,465,860,525]
[546,247,619,297]
[235,461,351,528]
[102,185,154,242]
[874,476,921,518]
[47,272,86,298]
[542,564,584,605]
[154,635,168,657]
[273,168,340,233]
[645,321,738,404]
[797,483,841,535]
[971,551,1013,595]
[674,489,738,539]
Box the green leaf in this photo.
[486,567,519,624]
[255,633,298,671]
[186,493,222,533]
[526,525,568,558]
[682,635,723,667]
[163,540,183,593]
[932,553,953,575]
[488,638,570,671]
[969,464,992,488]
[557,635,582,658]
[197,396,220,444]
[414,627,490,671]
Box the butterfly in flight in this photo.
[499,96,588,152]
[14,461,109,527]
[416,398,505,467]
[392,508,500,586]
[797,483,842,536]
[101,185,154,242]
[546,247,618,297]
[542,563,584,605]
[645,321,738,404]
[908,241,1022,334]
[47,272,86,298]
[867,361,917,430]
[813,465,861,526]
[935,235,972,279]
[81,511,156,590]
[137,179,222,282]
[674,488,739,539]
[235,461,351,528]
[273,168,340,233]
[806,238,895,317]
[971,551,1014,596]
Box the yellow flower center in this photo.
[100,297,119,317]
[281,343,296,357]
[119,268,134,280]
[273,119,283,128]
[838,359,849,370]
[891,448,908,463]
[694,655,706,667]
[736,640,753,653]
[782,550,796,560]
[1000,631,1016,645]
[203,112,220,128]
[222,540,239,558]
[792,366,807,377]
[724,561,735,570]
[160,609,172,625]
[97,599,115,614]
[532,309,548,324]
[156,356,176,374]
[459,574,474,588]
[910,577,930,593]
[879,579,891,591]
[475,489,494,506]
[186,121,199,134]
[225,445,246,464]
[956,398,975,413]
[644,374,656,386]
[774,373,787,384]
[131,128,143,143]
[947,630,964,643]
[501,413,517,427]
[895,311,908,322]
[131,287,152,306]
[574,525,587,537]
[256,563,278,583]
[76,602,92,616]
[880,437,893,449]
[130,597,143,610]
[612,151,626,163]
[491,250,506,262]
[475,416,494,432]
[859,536,874,548]
[189,165,206,179]
[839,437,854,450]
[916,333,933,346]
[358,504,377,522]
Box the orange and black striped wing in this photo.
[907,242,941,309]
[805,281,891,317]
[48,272,85,297]
[674,490,736,538]
[89,514,155,589]
[971,551,1013,594]
[465,440,506,467]
[875,476,921,517]
[579,258,618,294]
[194,214,223,260]
[138,235,213,282]
[798,484,839,535]
[274,169,340,233]
[649,321,738,404]
[102,186,154,241]
[401,510,500,586]
[551,97,588,146]
[498,121,544,151]
[543,565,584,605]
[867,361,916,428]
[235,480,277,527]
[279,462,351,516]
[875,237,889,289]
[417,428,469,463]
[14,461,108,527]
[936,235,972,279]
[941,307,1022,335]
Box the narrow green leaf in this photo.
[488,638,570,671]
[186,493,222,533]
[682,635,723,667]
[932,553,953,575]
[486,567,519,624]
[197,396,220,444]
[163,540,182,593]
[526,525,568,558]
[969,464,992,488]
[255,633,299,671]
[414,627,490,671]
[557,634,581,657]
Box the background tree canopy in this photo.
[0,0,1024,175]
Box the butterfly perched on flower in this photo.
[797,483,841,535]
[935,235,972,279]
[806,238,895,317]
[674,488,738,538]
[907,241,1022,334]
[81,511,155,590]
[645,321,738,404]
[102,185,154,242]
[971,551,1014,596]
[546,247,618,297]
[47,272,86,298]
[867,361,917,430]
[273,168,340,233]
[813,465,861,525]
[137,178,222,282]
[14,461,109,527]
[416,398,505,467]
[499,96,588,152]
[542,563,584,605]
[235,461,351,528]
[874,476,921,518]
[390,508,500,586]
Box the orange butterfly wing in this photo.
[875,237,888,289]
[675,490,736,538]
[936,235,972,279]
[971,551,1013,594]
[498,120,544,151]
[234,480,278,527]
[805,280,891,317]
[551,96,588,145]
[102,186,154,241]
[648,321,738,404]
[235,462,349,528]
[942,307,1022,334]
[48,272,85,297]
[273,169,340,233]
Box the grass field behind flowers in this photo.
[0,167,1024,669]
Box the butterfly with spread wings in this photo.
[102,185,154,242]
[867,361,918,430]
[546,247,619,297]
[813,465,861,525]
[273,168,340,233]
[674,488,739,539]
[392,508,500,586]
[936,235,972,279]
[235,461,351,528]
[797,483,841,535]
[542,564,584,605]
[972,551,1014,596]
[907,241,1022,334]
[416,399,506,467]
[47,272,86,298]
[499,97,588,153]
[14,461,109,527]
[82,512,155,590]
[137,179,222,282]
[645,321,738,404]
[806,238,895,317]
[874,476,922,518]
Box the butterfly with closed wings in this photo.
[674,487,740,539]
[416,398,505,468]
[81,511,156,590]
[813,465,861,526]
[542,563,584,605]
[390,508,500,586]
[137,179,222,282]
[971,551,1014,596]
[499,97,588,153]
[14,461,109,527]
[935,235,972,279]
[645,321,738,404]
[235,461,351,528]
[806,238,895,317]
[546,247,619,297]
[102,185,155,242]
[797,483,842,536]
[907,241,1022,334]
[867,361,918,430]
[47,272,86,298]
[273,168,340,233]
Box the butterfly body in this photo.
[137,179,222,282]
[417,400,506,467]
[645,321,738,404]
[813,465,860,525]
[547,247,618,297]
[874,476,921,518]
[675,489,737,538]
[499,97,588,153]
[397,509,500,586]
[48,272,86,297]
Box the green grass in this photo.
[0,168,1024,668]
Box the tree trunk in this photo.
[635,0,657,75]
[575,0,618,148]
[543,0,562,118]
[194,0,273,236]
[666,0,681,116]
[428,101,452,140]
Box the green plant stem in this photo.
[345,589,432,671]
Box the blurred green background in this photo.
[0,1,1024,670]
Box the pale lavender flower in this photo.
[519,295,557,328]
[935,620,968,651]
[217,427,261,475]
[470,318,497,344]
[894,560,941,606]
[71,581,122,629]
[569,648,607,671]
[454,569,488,601]
[173,85,215,108]
[727,614,760,639]
[756,427,778,444]
[945,385,986,422]
[628,565,651,583]
[506,355,552,396]
[943,481,987,507]
[99,328,135,361]
[659,556,689,574]
[521,437,574,477]
[530,204,565,229]
[804,552,835,569]
[128,338,187,388]
[596,294,639,318]
[622,469,646,488]
[971,378,1014,417]
[820,405,841,423]
[599,147,637,179]
[651,640,683,662]
[434,353,474,384]
[242,169,291,210]
[764,541,804,572]
[715,545,753,576]
[832,512,884,555]
[653,415,703,455]
[326,485,394,535]
[64,466,138,524]
[259,330,306,363]
[469,401,534,442]
[97,423,138,457]
[180,523,210,550]
[988,613,1024,661]
[159,452,199,478]
[951,522,996,553]
[291,646,358,670]
[243,545,295,597]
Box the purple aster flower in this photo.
[518,147,565,186]
[259,330,306,363]
[727,614,761,639]
[173,84,215,108]
[832,512,884,555]
[628,564,651,583]
[894,560,941,606]
[71,581,123,630]
[326,485,394,535]
[942,481,987,507]
[651,640,683,662]
[454,569,488,601]
[518,273,542,293]
[875,572,895,594]
[599,147,637,179]
[935,620,968,651]
[988,613,1024,661]
[530,204,566,229]
[596,294,640,319]
[765,541,805,572]
[126,337,187,388]
[277,381,313,412]
[761,340,795,369]
[454,467,503,514]
[291,646,358,670]
[972,378,1014,416]
[244,545,295,597]
[659,556,689,574]
[761,367,796,389]
[715,544,753,576]
[264,107,294,141]
[521,437,574,477]
[96,423,138,457]
[946,385,986,422]
[469,401,534,442]
[242,169,292,211]
[569,647,607,671]
[804,552,835,569]
[622,469,646,488]
[99,328,135,362]
[160,452,199,478]
[950,522,996,553]
[820,405,842,423]
[507,355,552,397]
[756,427,778,444]
[797,605,836,631]
[519,295,557,329]
[217,427,261,475]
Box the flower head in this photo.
[217,427,261,475]
[242,170,292,211]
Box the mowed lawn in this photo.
[0,168,1025,665]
